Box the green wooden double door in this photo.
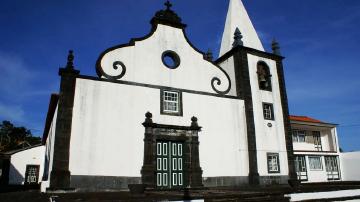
[156,141,184,189]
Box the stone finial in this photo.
[204,49,214,61]
[144,112,153,124]
[191,116,199,128]
[271,38,281,56]
[66,50,74,69]
[232,28,244,48]
[164,0,172,10]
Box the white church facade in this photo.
[1,0,354,192]
[40,0,296,191]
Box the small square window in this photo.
[267,153,280,173]
[263,103,274,120]
[161,90,183,116]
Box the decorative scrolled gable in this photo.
[96,3,232,95]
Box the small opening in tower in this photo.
[257,61,272,91]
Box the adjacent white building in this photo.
[290,115,341,183]
[341,152,360,181]
[0,145,45,186]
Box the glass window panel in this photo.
[263,104,273,120]
[309,156,323,170]
[173,173,177,186]
[157,143,162,155]
[172,143,177,156]
[163,173,168,186]
[178,173,183,186]
[173,158,177,171]
[178,158,183,171]
[163,143,168,155]
[163,91,179,113]
[157,173,162,186]
[267,154,279,172]
[157,158,162,171]
[163,158,167,171]
[178,144,183,156]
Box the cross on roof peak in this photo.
[164,0,172,10]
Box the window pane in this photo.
[163,173,168,186]
[267,154,279,172]
[298,134,306,142]
[172,143,177,156]
[178,173,183,186]
[292,134,298,142]
[178,144,182,156]
[157,173,162,186]
[325,156,338,172]
[163,91,179,113]
[263,104,273,120]
[157,158,162,171]
[157,143,162,155]
[309,156,322,170]
[295,156,306,172]
[293,130,306,143]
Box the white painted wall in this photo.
[9,145,45,185]
[99,24,233,96]
[69,78,249,178]
[41,105,58,192]
[218,56,237,96]
[247,54,289,176]
[341,152,360,181]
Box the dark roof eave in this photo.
[290,120,338,128]
[215,45,285,64]
[42,94,59,144]
[2,144,43,156]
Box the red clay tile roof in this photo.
[289,115,323,123]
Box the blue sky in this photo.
[0,0,359,151]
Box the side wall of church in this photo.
[41,105,58,192]
[68,78,249,188]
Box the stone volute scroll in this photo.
[210,67,231,95]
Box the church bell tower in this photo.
[216,0,297,186]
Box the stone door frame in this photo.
[141,112,203,189]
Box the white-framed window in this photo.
[325,156,339,172]
[161,90,182,116]
[164,91,179,112]
[24,165,40,184]
[263,103,274,120]
[325,156,340,180]
[292,130,306,143]
[267,153,280,173]
[294,155,308,181]
[309,156,323,170]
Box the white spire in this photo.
[219,0,264,57]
